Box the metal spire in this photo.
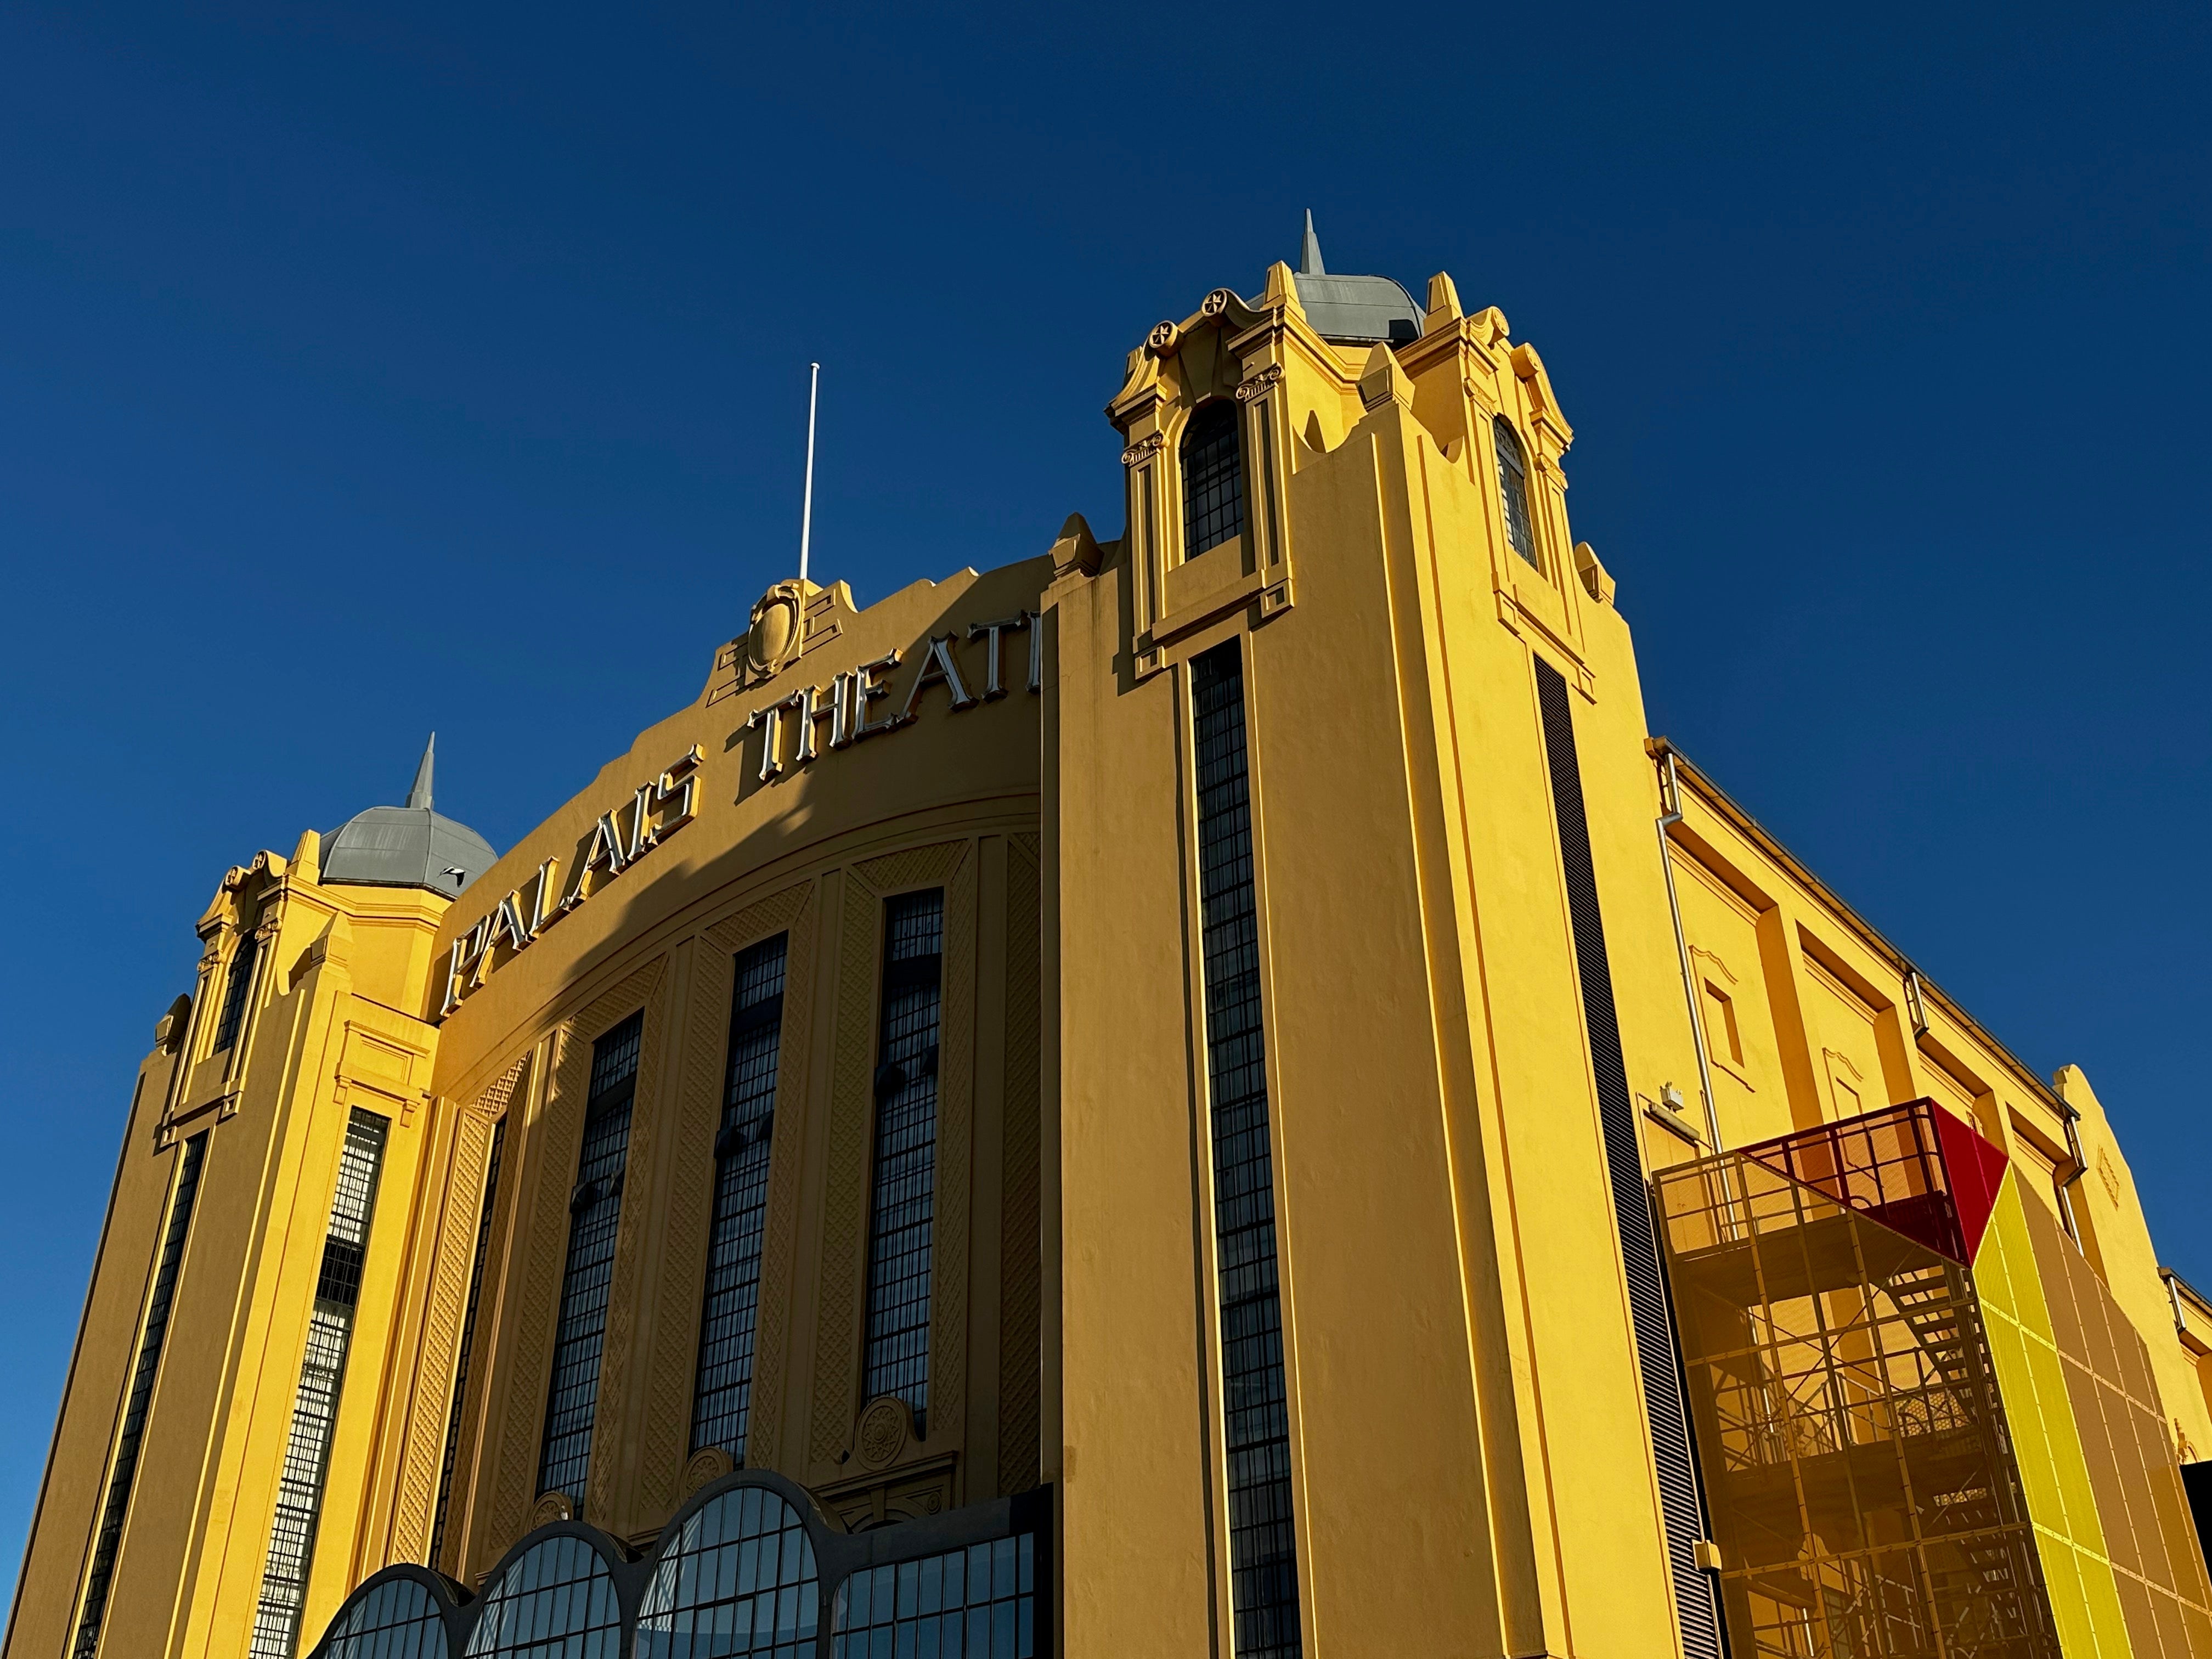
[407,732,436,810]
[1299,208,1326,277]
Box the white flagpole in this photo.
[798,362,820,584]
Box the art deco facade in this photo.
[11,225,2212,1659]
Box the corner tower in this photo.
[1047,218,1707,1659]
[8,742,495,1659]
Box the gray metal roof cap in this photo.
[1293,273,1423,345]
[1286,208,1423,345]
[320,734,496,896]
[321,806,496,896]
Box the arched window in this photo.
[310,1575,449,1659]
[463,1536,621,1658]
[1492,415,1539,569]
[1181,400,1245,559]
[636,1485,820,1657]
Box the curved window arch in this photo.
[463,1534,622,1658]
[1492,414,1539,568]
[1180,400,1245,559]
[311,1574,450,1659]
[636,1483,819,1657]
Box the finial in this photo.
[407,732,436,810]
[1299,209,1325,278]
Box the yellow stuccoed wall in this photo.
[12,249,2212,1659]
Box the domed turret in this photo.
[321,733,497,896]
[1290,210,1423,345]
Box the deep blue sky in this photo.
[4,0,2208,1599]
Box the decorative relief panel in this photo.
[487,960,665,1548]
[808,843,975,1469]
[390,1057,528,1565]
[997,836,1043,1494]
[634,881,817,1519]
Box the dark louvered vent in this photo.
[1534,659,1723,1659]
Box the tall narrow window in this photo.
[1190,641,1301,1659]
[863,890,944,1430]
[213,922,262,1052]
[536,1013,641,1503]
[1492,414,1539,569]
[429,1116,506,1571]
[250,1109,391,1659]
[1181,399,1246,559]
[690,934,790,1460]
[1535,658,1722,1659]
[71,1133,207,1659]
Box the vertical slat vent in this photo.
[1534,659,1722,1659]
[430,1114,505,1571]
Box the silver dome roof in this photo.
[321,734,498,896]
[1288,211,1424,346]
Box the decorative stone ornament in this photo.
[528,1491,575,1528]
[1146,319,1180,356]
[745,580,811,686]
[854,1396,912,1471]
[683,1447,735,1494]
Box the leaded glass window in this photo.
[461,1536,621,1659]
[691,936,789,1461]
[862,891,944,1429]
[251,1110,392,1659]
[215,922,262,1052]
[831,1533,1035,1659]
[635,1484,819,1658]
[1493,414,1539,568]
[538,1013,642,1503]
[1191,642,1302,1659]
[431,1116,506,1570]
[311,1576,449,1659]
[71,1132,207,1659]
[1181,400,1245,559]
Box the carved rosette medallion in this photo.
[528,1491,576,1528]
[744,580,809,686]
[1146,319,1180,356]
[855,1397,911,1472]
[682,1447,734,1495]
[1201,287,1236,318]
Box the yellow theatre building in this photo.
[13,222,2212,1659]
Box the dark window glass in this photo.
[1181,400,1246,559]
[691,935,790,1461]
[863,891,944,1430]
[461,1536,620,1658]
[430,1116,506,1571]
[252,1109,392,1659]
[1191,641,1302,1659]
[71,1133,208,1659]
[312,1576,449,1659]
[1493,414,1539,568]
[214,923,262,1052]
[537,1013,642,1503]
[830,1532,1036,1659]
[636,1483,820,1656]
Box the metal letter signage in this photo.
[440,744,702,1016]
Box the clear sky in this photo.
[3,0,2208,1604]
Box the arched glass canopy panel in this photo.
[311,1573,450,1659]
[462,1534,622,1659]
[636,1484,820,1658]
